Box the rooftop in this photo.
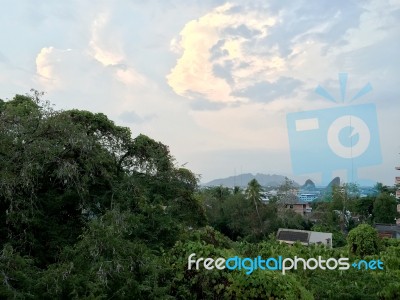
[277,228,332,248]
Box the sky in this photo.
[0,0,399,186]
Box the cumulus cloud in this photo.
[35,47,78,88]
[35,11,149,92]
[89,12,124,66]
[166,1,371,107]
[34,46,158,125]
[35,47,54,80]
[36,12,149,90]
[167,3,276,104]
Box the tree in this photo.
[347,224,380,257]
[0,244,38,299]
[0,92,204,265]
[375,182,392,194]
[354,196,374,223]
[373,192,397,224]
[37,209,166,299]
[277,177,297,204]
[245,179,263,227]
[331,185,349,232]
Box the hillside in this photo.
[203,173,299,188]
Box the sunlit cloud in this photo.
[167,3,277,103]
[89,12,124,66]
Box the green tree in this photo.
[354,196,374,223]
[277,177,297,204]
[373,192,397,224]
[0,92,204,265]
[245,179,263,227]
[37,209,167,299]
[375,182,392,194]
[0,244,38,299]
[347,224,380,257]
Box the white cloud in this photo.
[167,3,277,103]
[35,47,77,89]
[35,47,53,79]
[35,11,149,92]
[167,0,398,106]
[88,12,124,66]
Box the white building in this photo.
[277,228,333,248]
[298,193,319,202]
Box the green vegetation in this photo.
[347,224,380,257]
[1,93,399,299]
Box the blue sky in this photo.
[1,0,399,185]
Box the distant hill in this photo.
[327,177,340,189]
[320,176,341,196]
[203,173,299,188]
[302,179,316,190]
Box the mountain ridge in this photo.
[203,173,300,188]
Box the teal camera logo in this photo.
[286,73,382,184]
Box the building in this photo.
[284,201,312,216]
[298,192,319,202]
[396,165,400,199]
[374,224,400,239]
[260,191,269,202]
[277,228,333,248]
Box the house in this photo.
[284,201,312,216]
[277,228,333,248]
[374,224,400,239]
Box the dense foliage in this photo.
[1,93,399,299]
